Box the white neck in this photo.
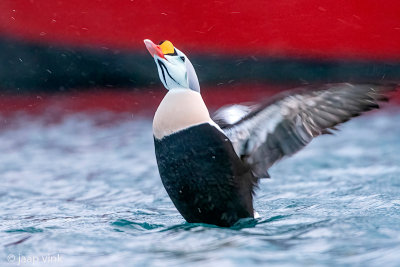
[153,89,214,139]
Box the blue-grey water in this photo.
[1,109,400,266]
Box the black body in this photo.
[154,123,256,227]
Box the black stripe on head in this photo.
[157,59,182,87]
[166,50,178,56]
[157,59,167,87]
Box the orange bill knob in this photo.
[158,40,175,55]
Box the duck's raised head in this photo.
[144,39,200,92]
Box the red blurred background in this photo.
[0,0,399,113]
[1,0,400,59]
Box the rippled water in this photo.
[1,109,400,266]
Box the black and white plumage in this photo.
[145,39,397,227]
[213,83,394,178]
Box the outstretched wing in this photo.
[213,83,397,178]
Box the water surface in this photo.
[1,110,400,266]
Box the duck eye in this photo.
[180,56,185,62]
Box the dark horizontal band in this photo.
[1,37,399,93]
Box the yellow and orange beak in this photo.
[144,39,175,59]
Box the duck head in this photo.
[144,39,200,92]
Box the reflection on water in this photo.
[1,110,400,266]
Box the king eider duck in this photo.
[144,39,396,227]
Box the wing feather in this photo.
[212,83,397,178]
